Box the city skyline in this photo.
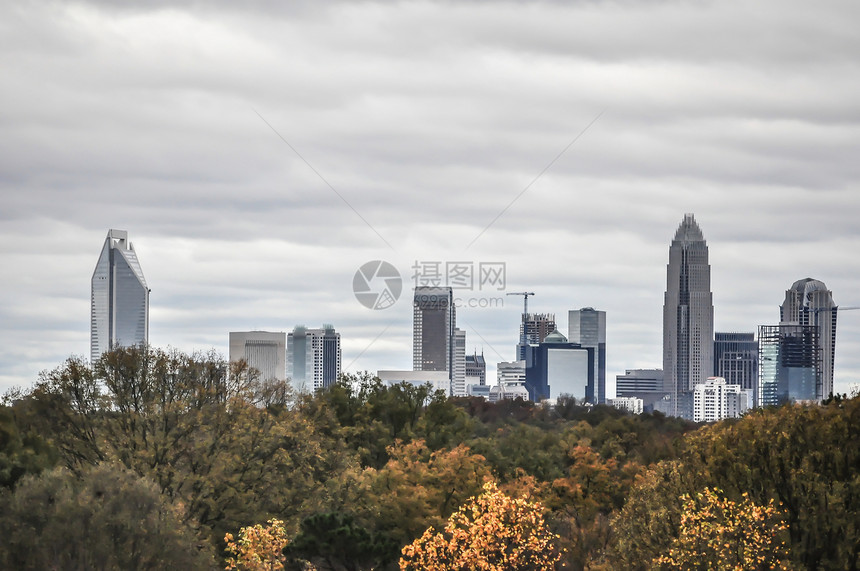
[2,1,860,397]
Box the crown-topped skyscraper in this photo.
[662,214,714,418]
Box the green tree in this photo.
[284,512,398,571]
[0,463,216,569]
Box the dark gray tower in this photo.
[413,287,456,389]
[662,214,714,418]
[90,229,149,363]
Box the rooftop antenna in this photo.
[507,292,535,358]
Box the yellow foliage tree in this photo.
[654,488,791,571]
[399,481,560,570]
[224,518,288,571]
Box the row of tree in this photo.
[1,345,858,569]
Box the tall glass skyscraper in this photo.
[90,229,149,363]
[287,325,342,393]
[662,214,714,418]
[780,278,837,401]
[568,308,606,404]
[413,287,456,394]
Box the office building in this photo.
[413,287,456,392]
[714,332,758,403]
[452,328,466,397]
[692,377,752,422]
[608,397,644,415]
[780,278,837,401]
[229,331,286,382]
[90,229,149,363]
[288,325,342,392]
[465,351,486,385]
[516,313,556,360]
[758,324,820,407]
[663,214,714,418]
[377,370,450,393]
[525,330,594,403]
[492,361,529,401]
[568,308,606,404]
[615,369,666,411]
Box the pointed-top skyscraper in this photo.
[662,214,714,418]
[91,229,150,362]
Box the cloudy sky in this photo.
[2,0,859,397]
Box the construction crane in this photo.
[507,292,535,356]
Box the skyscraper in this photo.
[517,313,556,360]
[90,229,149,363]
[465,351,487,386]
[568,308,606,404]
[413,287,456,392]
[714,332,758,402]
[662,214,714,418]
[525,330,595,403]
[229,331,287,382]
[758,324,820,406]
[780,278,837,401]
[287,325,342,392]
[452,328,466,397]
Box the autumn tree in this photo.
[225,518,289,571]
[400,480,561,570]
[654,487,791,571]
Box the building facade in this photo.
[568,308,606,404]
[91,229,149,363]
[288,325,342,392]
[608,397,644,415]
[758,324,820,407]
[692,377,751,422]
[663,214,714,418]
[780,278,837,401]
[229,331,287,382]
[465,352,487,385]
[615,369,666,411]
[517,313,556,360]
[714,332,759,403]
[413,287,456,392]
[525,330,595,403]
[452,328,466,397]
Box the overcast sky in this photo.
[2,0,859,398]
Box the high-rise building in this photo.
[780,278,837,401]
[492,361,529,402]
[465,351,486,386]
[615,369,665,411]
[90,229,149,363]
[758,324,820,406]
[287,325,342,392]
[714,332,758,403]
[229,331,287,382]
[525,330,594,403]
[663,214,714,418]
[452,328,466,397]
[413,287,456,392]
[568,308,606,404]
[517,313,556,360]
[692,377,751,422]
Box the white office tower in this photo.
[452,328,466,396]
[693,377,751,422]
[229,331,287,382]
[90,229,149,363]
[288,325,342,392]
[492,361,529,402]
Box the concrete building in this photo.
[663,214,714,418]
[91,229,149,363]
[692,377,751,422]
[525,330,595,403]
[615,369,665,411]
[377,370,450,393]
[780,278,837,401]
[608,397,644,415]
[229,331,287,382]
[714,332,759,403]
[568,308,606,404]
[288,325,342,392]
[452,328,466,397]
[413,287,456,393]
[516,313,556,360]
[465,351,487,385]
[758,324,820,407]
